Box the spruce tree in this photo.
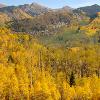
[70,71,75,87]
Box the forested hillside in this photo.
[0,2,89,33]
[0,28,100,100]
[0,2,100,100]
[74,4,100,18]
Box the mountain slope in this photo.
[60,6,73,12]
[53,5,73,13]
[0,3,6,8]
[0,6,33,20]
[9,9,89,32]
[0,2,50,18]
[0,12,10,26]
[80,13,100,36]
[74,4,100,18]
[0,2,89,33]
[19,3,50,16]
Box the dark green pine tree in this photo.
[70,71,75,87]
[8,55,14,63]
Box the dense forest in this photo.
[0,28,100,100]
[0,2,100,100]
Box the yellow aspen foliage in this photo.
[90,76,100,99]
[34,80,42,93]
[62,81,76,100]
[15,65,29,98]
[5,67,19,98]
[75,84,92,99]
[0,64,7,98]
[0,28,100,99]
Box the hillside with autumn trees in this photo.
[0,2,100,100]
